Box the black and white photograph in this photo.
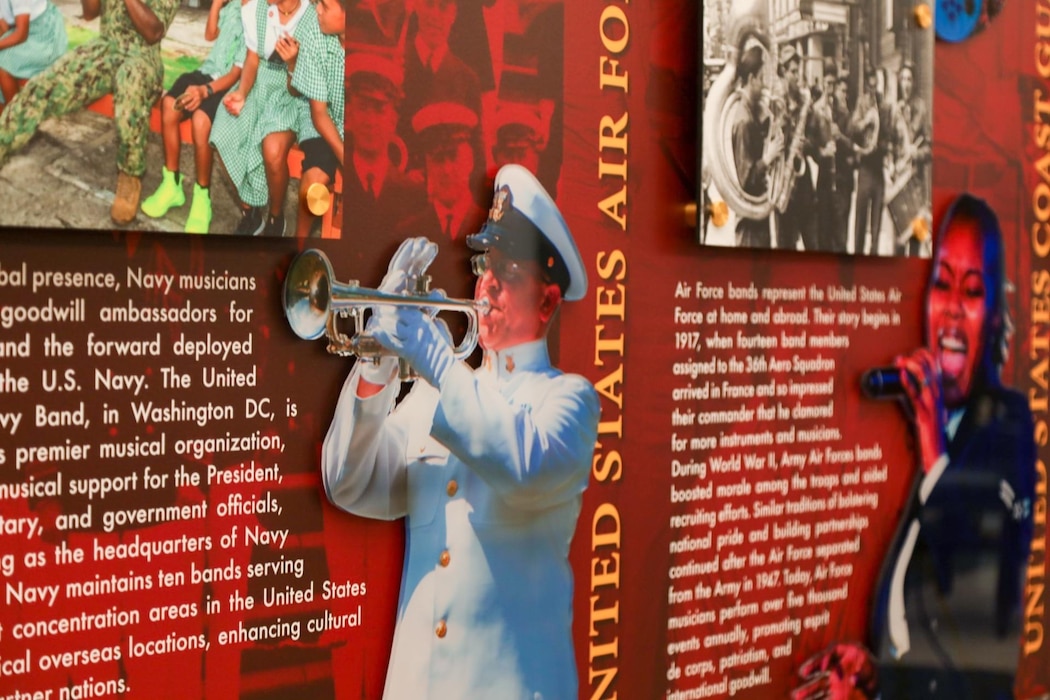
[699,0,933,256]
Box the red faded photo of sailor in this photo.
[347,0,563,297]
[699,0,933,256]
[0,0,345,237]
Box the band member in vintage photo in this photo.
[400,0,481,169]
[810,66,841,252]
[346,1,564,247]
[395,100,485,303]
[773,45,817,252]
[851,68,883,255]
[830,75,855,252]
[490,101,546,177]
[346,52,425,238]
[322,165,599,699]
[731,43,782,248]
[893,61,931,256]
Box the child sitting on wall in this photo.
[289,0,344,237]
[140,0,252,233]
[209,0,314,236]
[0,0,67,105]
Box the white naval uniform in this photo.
[323,338,601,700]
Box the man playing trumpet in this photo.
[322,164,600,698]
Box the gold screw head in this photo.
[708,200,729,228]
[912,216,931,242]
[913,4,932,29]
[684,202,698,228]
[305,182,331,216]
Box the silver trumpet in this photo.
[283,249,486,376]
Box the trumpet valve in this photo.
[282,248,485,369]
[325,314,355,356]
[411,273,433,295]
[327,341,354,357]
[351,332,385,359]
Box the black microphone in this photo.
[860,367,905,399]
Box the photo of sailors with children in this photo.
[0,0,345,236]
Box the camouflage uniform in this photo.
[0,0,179,176]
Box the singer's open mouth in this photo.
[937,327,969,379]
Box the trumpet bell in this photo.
[284,248,334,341]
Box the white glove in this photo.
[377,236,438,295]
[369,306,455,389]
[358,237,438,386]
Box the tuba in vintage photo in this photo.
[701,0,777,222]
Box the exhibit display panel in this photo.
[0,0,1048,698]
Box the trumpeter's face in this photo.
[473,250,559,352]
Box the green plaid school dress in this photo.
[289,12,342,143]
[0,0,66,80]
[209,0,313,207]
[197,0,246,80]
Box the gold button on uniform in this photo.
[439,550,451,567]
[446,480,458,497]
[435,620,447,638]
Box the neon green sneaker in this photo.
[184,183,212,234]
[141,167,185,218]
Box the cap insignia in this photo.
[489,185,512,223]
